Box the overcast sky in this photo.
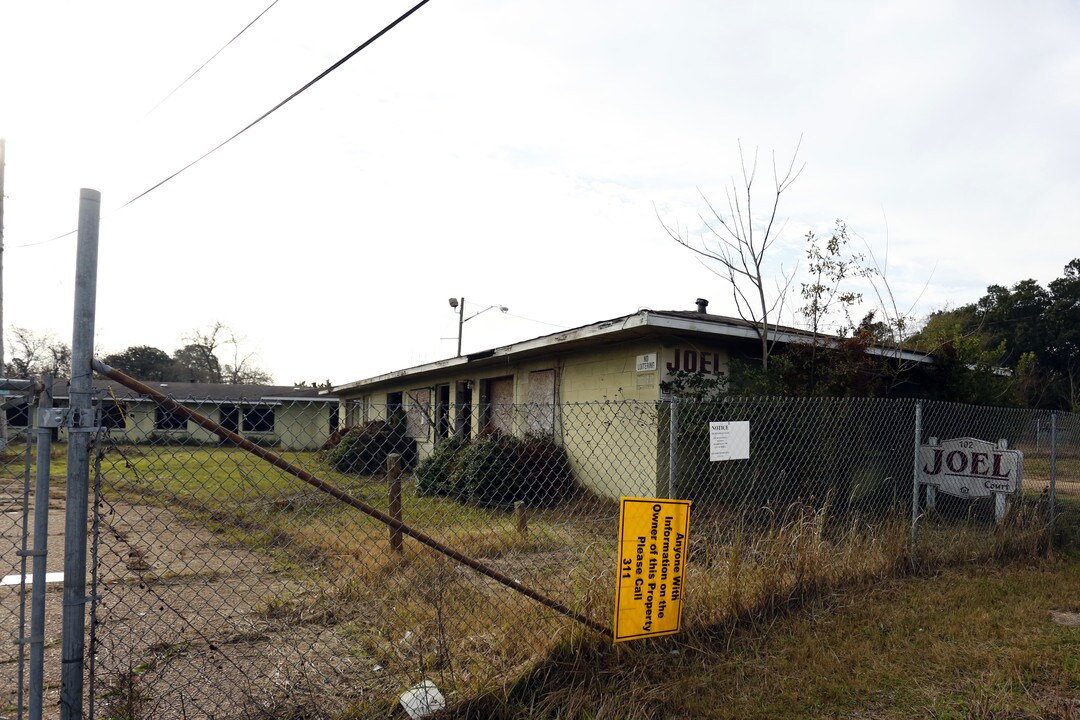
[1,0,1077,385]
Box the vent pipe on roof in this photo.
[695,298,709,313]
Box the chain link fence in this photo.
[1,385,51,720]
[0,382,1069,718]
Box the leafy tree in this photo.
[102,345,176,380]
[172,343,222,383]
[798,221,872,394]
[908,258,1080,409]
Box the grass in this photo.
[447,555,1080,719]
[19,437,1071,718]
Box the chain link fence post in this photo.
[669,395,679,499]
[61,188,100,720]
[1049,412,1057,524]
[911,400,922,568]
[388,452,404,553]
[27,376,53,720]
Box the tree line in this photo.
[5,322,272,385]
[912,259,1080,410]
[662,140,1078,410]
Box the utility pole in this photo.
[456,297,465,357]
[0,138,7,450]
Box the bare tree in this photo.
[173,322,272,384]
[660,139,804,370]
[5,326,71,378]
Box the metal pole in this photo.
[1049,413,1057,525]
[28,376,53,720]
[668,395,679,499]
[911,400,922,568]
[387,453,403,553]
[1,138,8,450]
[456,297,465,357]
[60,189,100,720]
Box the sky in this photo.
[1,0,1078,386]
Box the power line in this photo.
[147,0,283,115]
[122,0,435,208]
[16,0,437,249]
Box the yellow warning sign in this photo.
[613,497,692,642]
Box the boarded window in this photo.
[524,369,555,436]
[243,406,275,433]
[482,376,514,435]
[406,388,431,439]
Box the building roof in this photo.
[330,305,934,395]
[52,379,337,404]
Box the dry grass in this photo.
[87,444,1069,717]
[446,555,1080,719]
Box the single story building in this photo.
[328,300,933,498]
[6,380,340,451]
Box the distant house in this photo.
[328,299,933,498]
[6,380,339,451]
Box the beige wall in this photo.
[336,340,671,498]
[77,400,337,450]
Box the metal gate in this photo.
[1,378,53,720]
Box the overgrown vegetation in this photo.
[326,417,417,474]
[447,555,1080,719]
[417,432,575,507]
[77,436,1076,718]
[912,259,1080,410]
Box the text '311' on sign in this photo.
[614,497,692,642]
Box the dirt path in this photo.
[1,477,381,719]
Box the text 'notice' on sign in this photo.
[709,421,750,461]
[614,497,692,642]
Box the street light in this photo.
[449,297,508,357]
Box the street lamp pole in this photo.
[456,297,465,357]
[449,297,507,357]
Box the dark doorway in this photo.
[455,381,472,440]
[435,384,451,440]
[220,404,239,433]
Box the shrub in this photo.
[416,435,468,497]
[327,419,416,475]
[451,432,574,507]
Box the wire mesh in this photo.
[0,399,41,720]
[82,391,1079,717]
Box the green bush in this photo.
[450,432,574,507]
[327,418,416,475]
[416,435,468,496]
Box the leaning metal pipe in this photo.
[92,359,611,637]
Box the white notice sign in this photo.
[709,421,750,461]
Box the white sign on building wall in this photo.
[636,353,657,373]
